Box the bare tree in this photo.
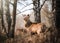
[5,0,12,38]
[40,0,57,43]
[32,0,41,23]
[12,0,17,37]
[0,0,6,33]
[32,0,47,23]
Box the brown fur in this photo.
[26,23,46,35]
[24,15,46,35]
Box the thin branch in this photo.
[17,8,33,14]
[17,8,40,14]
[9,2,14,5]
[9,1,33,10]
[40,0,47,10]
[17,9,21,13]
[20,3,33,10]
[18,2,26,6]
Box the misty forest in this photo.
[0,0,60,43]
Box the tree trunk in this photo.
[12,0,17,38]
[33,0,41,23]
[49,0,57,43]
[56,0,60,43]
[5,0,12,37]
[1,0,6,33]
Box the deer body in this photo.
[26,23,45,35]
[24,14,46,35]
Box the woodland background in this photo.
[0,0,60,43]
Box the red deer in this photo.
[26,23,46,35]
[24,15,46,35]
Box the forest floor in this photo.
[4,29,60,43]
[0,26,60,43]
